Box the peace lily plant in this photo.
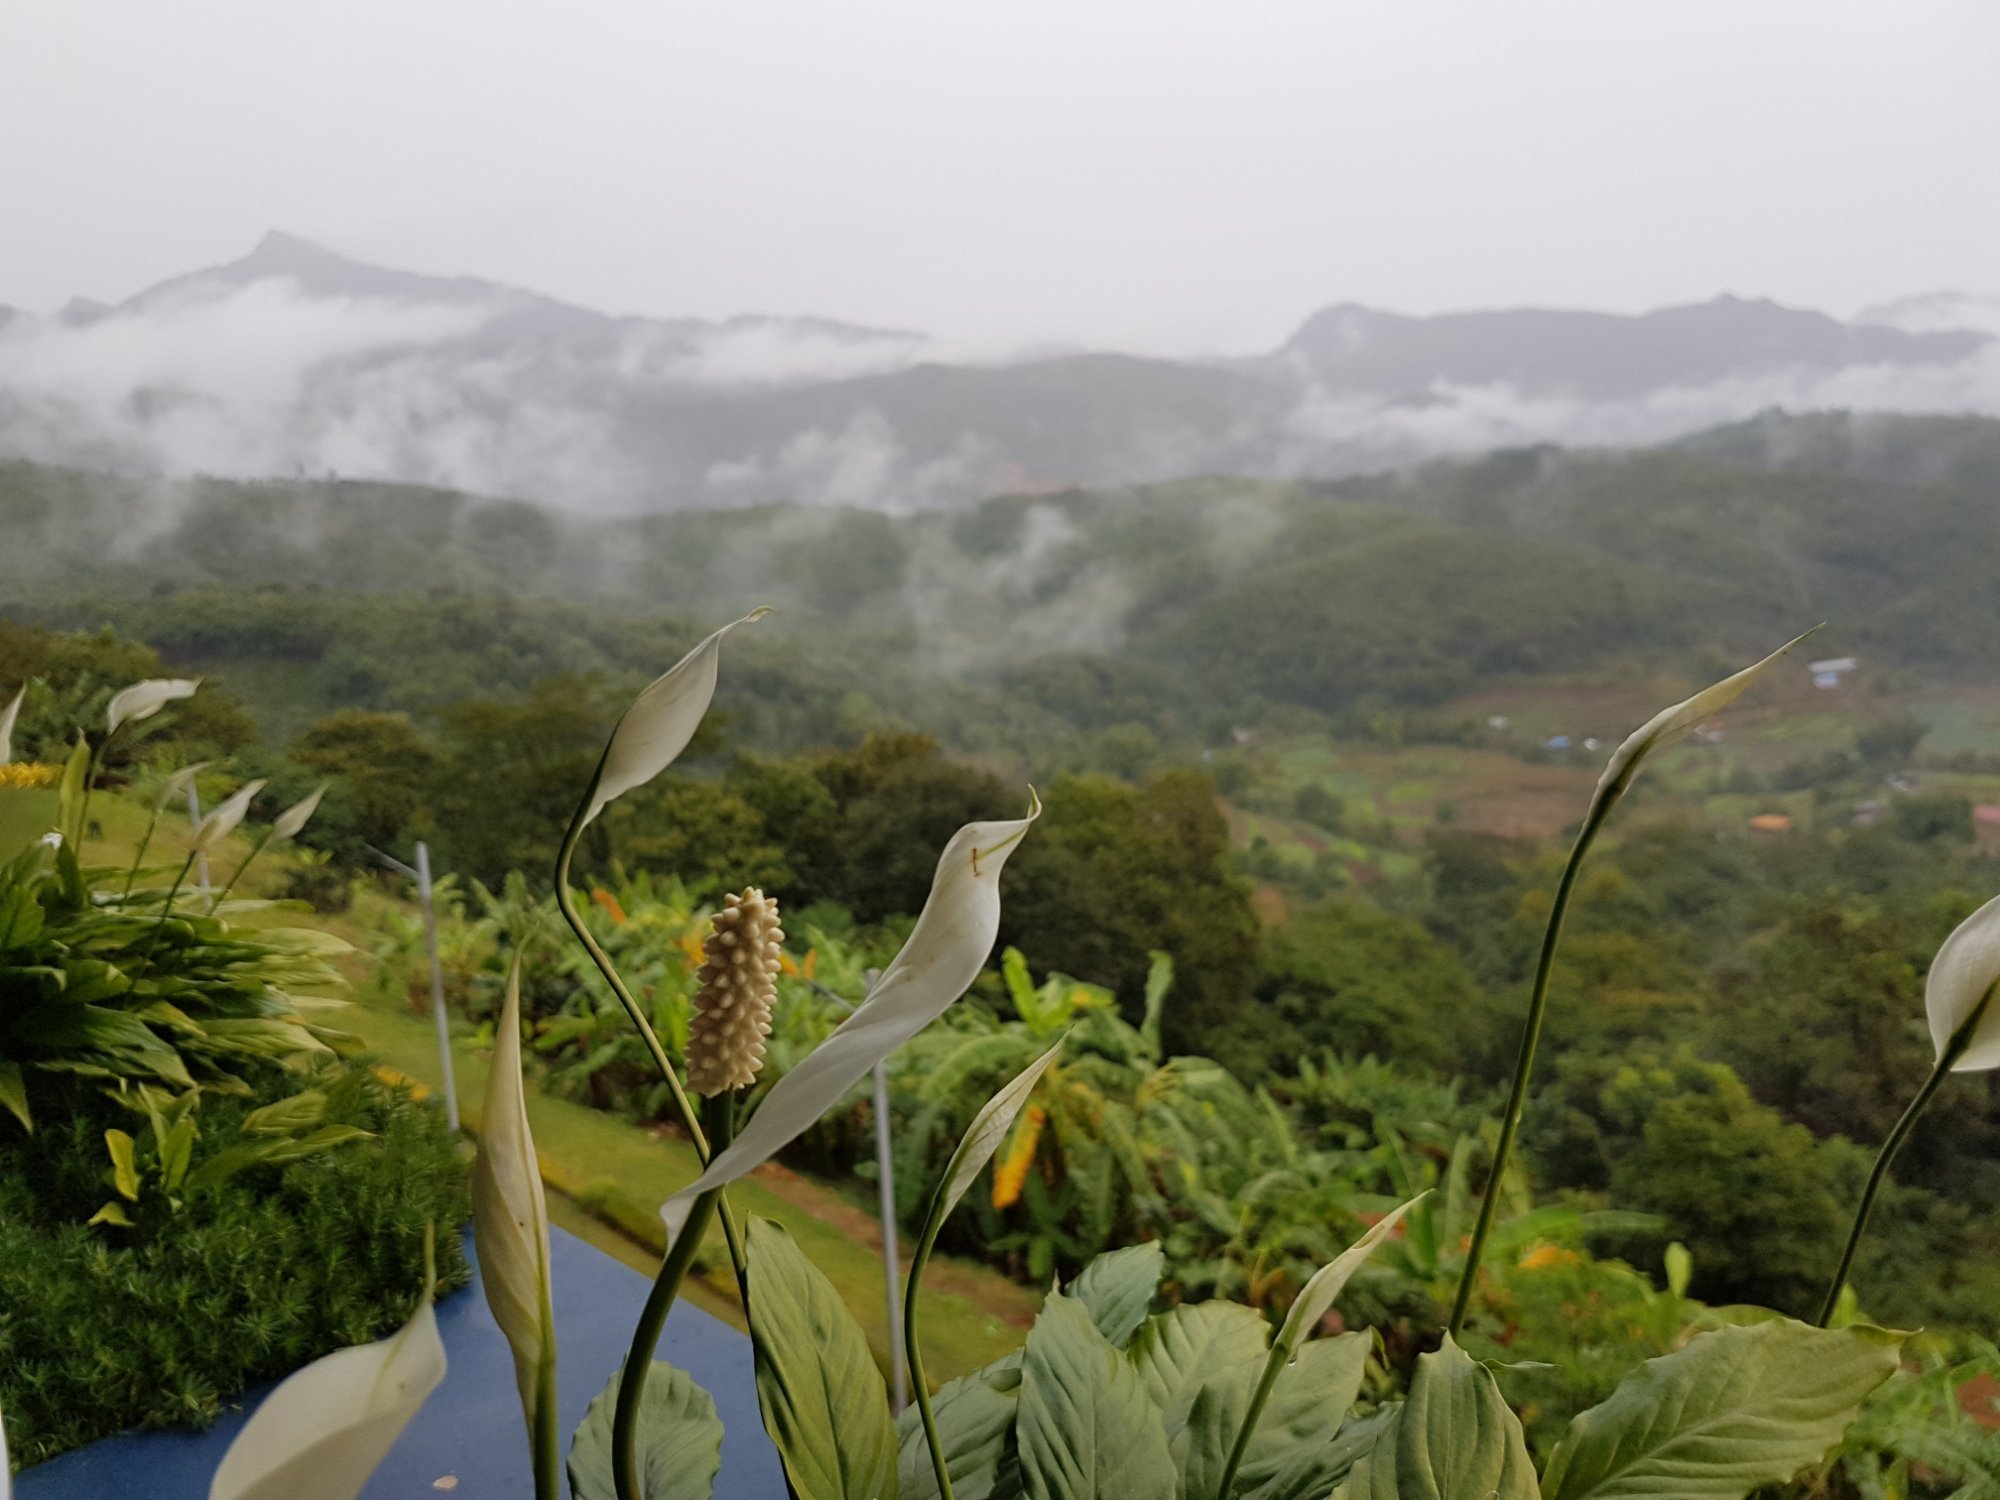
[31,620,1936,1500]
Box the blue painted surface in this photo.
[16,1227,787,1499]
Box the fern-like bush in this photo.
[0,1065,469,1467]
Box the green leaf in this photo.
[1228,1335,1372,1499]
[568,1361,723,1500]
[1244,1406,1395,1500]
[1339,1337,1536,1500]
[1017,1293,1177,1500]
[745,1218,899,1500]
[105,1128,140,1201]
[1176,1335,1370,1500]
[0,1061,29,1131]
[158,1114,197,1192]
[1065,1242,1165,1350]
[1127,1302,1270,1426]
[1539,1320,1905,1500]
[87,1200,135,1228]
[897,1359,1023,1500]
[933,1039,1065,1226]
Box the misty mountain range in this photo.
[2,231,1996,514]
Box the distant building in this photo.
[1976,805,2000,847]
[1810,656,1859,690]
[1544,735,1571,751]
[1749,813,1793,835]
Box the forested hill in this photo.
[3,409,1996,741]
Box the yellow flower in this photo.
[0,762,60,789]
[990,1103,1047,1209]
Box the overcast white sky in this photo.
[2,1,1993,354]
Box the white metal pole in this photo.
[874,1058,909,1411]
[184,782,211,892]
[414,841,461,1133]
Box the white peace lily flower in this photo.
[0,684,22,765]
[195,780,268,852]
[471,960,558,1451]
[272,784,328,842]
[581,608,770,830]
[105,678,200,735]
[659,794,1039,1250]
[206,1283,445,1500]
[156,761,213,812]
[1926,892,2000,1072]
[1590,630,1815,818]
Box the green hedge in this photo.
[0,1066,470,1467]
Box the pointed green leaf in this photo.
[1018,1293,1177,1500]
[208,1283,445,1500]
[88,1201,135,1228]
[1272,1197,1422,1364]
[936,1038,1065,1224]
[0,1062,28,1132]
[1339,1338,1535,1500]
[568,1361,723,1500]
[1540,1320,1905,1500]
[106,1128,140,1200]
[1066,1242,1165,1350]
[897,1359,1023,1500]
[746,1218,899,1500]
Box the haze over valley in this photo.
[5,231,1997,514]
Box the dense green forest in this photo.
[6,409,2000,1344]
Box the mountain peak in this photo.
[240,230,352,273]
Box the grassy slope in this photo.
[19,784,1038,1386]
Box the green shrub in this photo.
[0,1065,470,1466]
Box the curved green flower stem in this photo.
[554,804,703,1149]
[1213,1338,1292,1500]
[213,830,271,908]
[904,1208,954,1500]
[1447,793,1615,1338]
[133,849,199,979]
[554,798,745,1270]
[121,807,165,901]
[532,1275,561,1500]
[553,805,749,1281]
[1817,981,1997,1327]
[613,1094,733,1500]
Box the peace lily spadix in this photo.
[659,794,1040,1259]
[472,958,561,1498]
[1448,629,1814,1336]
[0,684,21,765]
[907,1037,1067,1500]
[105,677,200,735]
[553,608,771,1158]
[1820,890,2000,1324]
[206,1261,445,1500]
